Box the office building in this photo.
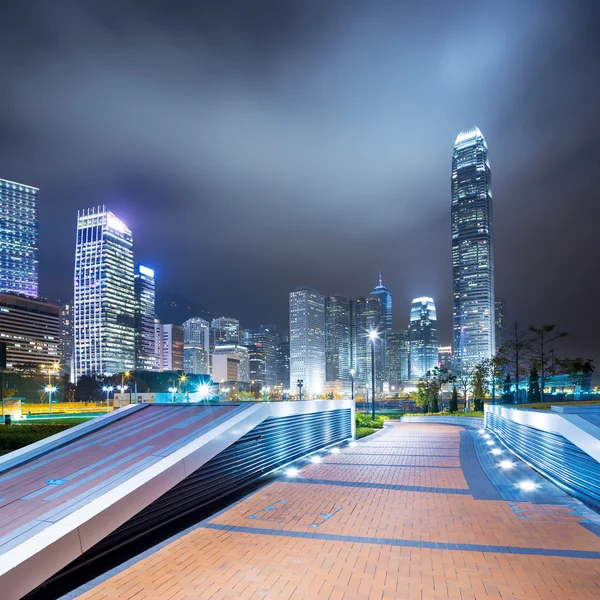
[155,323,184,371]
[325,295,351,383]
[212,344,249,384]
[247,343,266,387]
[0,178,38,298]
[58,300,73,376]
[369,273,392,383]
[350,296,381,392]
[495,298,506,352]
[183,317,210,375]
[134,265,158,371]
[73,207,135,380]
[408,297,438,379]
[451,127,495,369]
[438,345,454,371]
[386,329,408,387]
[275,335,290,388]
[243,324,277,386]
[289,287,325,395]
[0,294,60,370]
[211,317,240,344]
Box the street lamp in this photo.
[369,330,378,419]
[44,385,57,416]
[168,386,177,402]
[297,379,304,402]
[350,369,356,404]
[102,385,113,411]
[264,386,271,401]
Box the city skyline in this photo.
[0,1,598,365]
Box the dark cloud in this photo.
[0,0,599,361]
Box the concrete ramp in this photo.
[0,400,353,599]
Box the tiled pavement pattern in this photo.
[72,422,600,600]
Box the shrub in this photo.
[0,422,80,455]
[355,427,376,439]
[356,413,388,429]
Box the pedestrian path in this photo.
[70,422,600,600]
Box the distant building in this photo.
[385,330,408,387]
[438,345,454,371]
[452,127,495,369]
[408,297,438,379]
[275,335,290,388]
[247,343,266,387]
[183,317,210,375]
[290,287,326,395]
[0,294,60,370]
[0,178,38,298]
[243,324,277,386]
[364,296,382,391]
[134,265,158,371]
[155,323,184,371]
[369,273,392,378]
[211,317,240,344]
[58,300,73,376]
[73,207,135,380]
[495,298,506,352]
[325,295,351,383]
[212,344,250,384]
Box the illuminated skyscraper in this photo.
[155,323,184,371]
[0,178,38,298]
[369,272,392,380]
[408,297,438,379]
[183,317,210,374]
[290,287,325,395]
[73,207,135,380]
[451,127,495,369]
[243,324,277,386]
[134,265,158,371]
[494,298,506,352]
[325,295,351,383]
[211,317,240,344]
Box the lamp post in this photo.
[350,369,355,404]
[369,330,378,419]
[44,385,57,416]
[297,379,303,402]
[168,386,177,403]
[264,386,271,401]
[102,385,113,412]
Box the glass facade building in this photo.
[451,127,495,369]
[408,297,438,379]
[275,335,290,388]
[134,265,158,371]
[369,273,392,381]
[243,324,277,386]
[73,207,135,380]
[385,329,408,386]
[0,178,38,298]
[494,298,506,352]
[325,295,351,383]
[289,287,325,395]
[183,317,210,375]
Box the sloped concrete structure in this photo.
[0,401,353,600]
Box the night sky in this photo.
[1,1,599,361]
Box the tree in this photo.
[527,367,541,402]
[415,378,430,413]
[449,385,458,412]
[528,324,568,401]
[470,363,489,411]
[451,364,476,411]
[502,373,512,403]
[558,357,596,389]
[499,322,529,403]
[488,354,506,404]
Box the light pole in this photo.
[44,385,57,416]
[168,386,177,403]
[264,386,271,401]
[102,386,113,412]
[297,379,303,402]
[350,369,355,404]
[369,330,378,419]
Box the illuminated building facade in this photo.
[212,344,250,383]
[211,317,240,344]
[58,300,73,376]
[155,323,184,371]
[369,273,392,379]
[0,294,60,370]
[183,317,210,375]
[290,287,325,395]
[350,296,381,391]
[386,329,408,386]
[242,324,277,386]
[325,295,351,383]
[73,207,135,380]
[276,335,290,388]
[494,298,506,352]
[0,178,38,298]
[451,127,495,368]
[438,345,454,371]
[408,297,438,379]
[134,265,158,371]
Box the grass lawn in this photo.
[0,420,89,455]
[402,411,484,418]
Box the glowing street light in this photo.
[102,385,113,411]
[350,369,356,403]
[197,383,211,400]
[44,385,57,416]
[168,386,177,402]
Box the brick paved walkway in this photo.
[71,422,600,600]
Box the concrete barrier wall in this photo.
[485,405,600,510]
[401,416,484,429]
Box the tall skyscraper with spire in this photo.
[370,272,392,384]
[451,127,495,369]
